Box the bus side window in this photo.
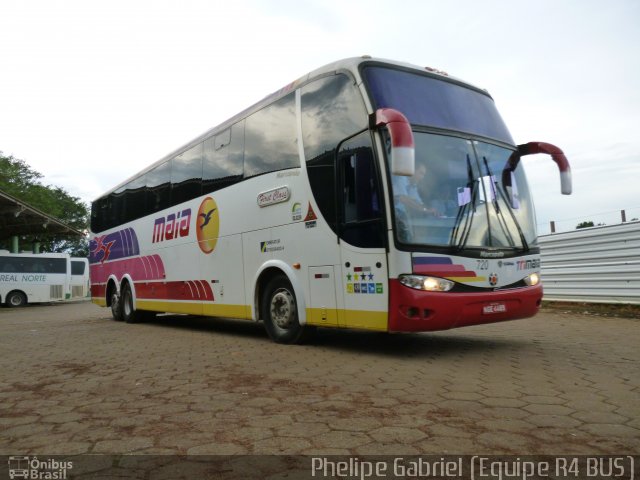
[172,143,203,205]
[2,257,19,272]
[123,175,147,223]
[203,121,244,194]
[146,161,172,214]
[91,197,107,233]
[71,261,86,275]
[111,187,126,229]
[244,93,298,179]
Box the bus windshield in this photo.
[363,65,514,144]
[390,132,537,251]
[363,64,537,252]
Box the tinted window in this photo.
[111,186,126,229]
[172,143,203,204]
[301,74,367,161]
[91,89,302,232]
[0,257,67,274]
[214,128,231,150]
[146,161,171,213]
[363,66,514,144]
[123,175,147,223]
[301,74,368,233]
[91,197,108,232]
[203,122,244,194]
[71,261,86,275]
[244,93,299,178]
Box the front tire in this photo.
[261,275,314,344]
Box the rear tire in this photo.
[261,275,314,344]
[6,291,27,308]
[121,283,143,324]
[110,288,123,321]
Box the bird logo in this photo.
[196,197,219,254]
[199,207,217,229]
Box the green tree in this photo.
[0,152,89,256]
[576,221,595,229]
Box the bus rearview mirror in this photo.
[503,141,572,195]
[373,108,415,176]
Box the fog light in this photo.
[524,272,540,286]
[399,275,454,292]
[406,307,419,318]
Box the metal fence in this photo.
[538,221,640,304]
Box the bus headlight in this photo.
[524,272,540,286]
[399,275,454,292]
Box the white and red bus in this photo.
[89,57,571,343]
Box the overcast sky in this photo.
[1,0,639,234]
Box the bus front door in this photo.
[337,132,389,331]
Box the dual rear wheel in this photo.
[110,283,155,323]
[109,275,312,344]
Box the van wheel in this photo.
[6,291,27,308]
[261,275,314,344]
[121,283,143,324]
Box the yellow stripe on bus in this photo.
[306,308,388,331]
[136,300,252,319]
[109,299,387,331]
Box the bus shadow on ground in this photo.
[147,313,266,339]
[313,328,527,358]
[142,313,527,358]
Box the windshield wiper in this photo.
[482,156,529,252]
[450,154,478,251]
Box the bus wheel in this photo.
[110,289,123,321]
[261,275,314,344]
[121,283,142,324]
[6,291,27,308]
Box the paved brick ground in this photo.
[0,301,638,456]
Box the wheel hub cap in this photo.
[270,290,294,329]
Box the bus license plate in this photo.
[483,303,507,315]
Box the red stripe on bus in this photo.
[134,280,214,302]
[89,254,166,283]
[91,279,214,302]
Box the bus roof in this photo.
[95,56,488,201]
[0,251,70,258]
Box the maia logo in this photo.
[152,209,191,243]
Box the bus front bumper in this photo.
[388,280,543,332]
